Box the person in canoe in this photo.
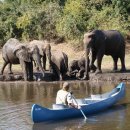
[56,82,79,108]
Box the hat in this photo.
[63,82,70,90]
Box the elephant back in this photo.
[51,50,68,75]
[29,40,51,55]
[103,30,125,55]
[2,38,21,63]
[2,38,30,64]
[3,38,20,50]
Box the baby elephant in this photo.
[68,57,96,79]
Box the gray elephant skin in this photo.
[51,50,68,80]
[68,57,96,79]
[83,30,126,75]
[29,40,51,71]
[26,44,45,77]
[0,38,33,81]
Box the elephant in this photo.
[0,38,33,81]
[26,44,45,77]
[83,30,126,76]
[29,40,52,71]
[68,57,97,79]
[51,50,68,80]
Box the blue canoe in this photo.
[31,82,125,123]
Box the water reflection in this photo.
[33,118,86,130]
[0,81,129,130]
[0,81,116,106]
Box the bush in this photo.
[0,0,130,46]
[56,0,89,40]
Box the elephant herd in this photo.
[0,29,126,81]
[0,38,68,81]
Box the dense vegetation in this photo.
[0,0,130,46]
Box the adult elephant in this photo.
[0,38,33,81]
[68,57,96,79]
[26,44,45,77]
[51,50,68,81]
[29,40,51,71]
[83,30,126,77]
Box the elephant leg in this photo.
[51,64,62,80]
[34,60,39,71]
[89,50,96,73]
[90,56,96,72]
[120,55,126,72]
[56,68,62,80]
[8,63,13,74]
[112,56,118,72]
[91,64,97,72]
[95,53,103,74]
[19,60,28,81]
[42,55,46,70]
[59,74,63,80]
[49,60,53,72]
[27,61,33,81]
[58,68,63,81]
[46,49,52,72]
[0,61,8,75]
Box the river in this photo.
[0,81,130,130]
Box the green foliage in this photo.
[0,0,130,46]
[56,0,89,40]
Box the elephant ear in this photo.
[13,45,26,55]
[84,32,95,38]
[13,44,31,62]
[88,32,95,38]
[27,45,39,54]
[94,30,106,43]
[83,32,95,43]
[27,46,33,54]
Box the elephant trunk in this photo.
[84,46,90,80]
[67,69,78,77]
[46,49,52,71]
[67,66,72,77]
[33,54,45,77]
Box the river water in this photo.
[0,81,130,130]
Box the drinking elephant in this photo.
[0,38,33,81]
[29,40,51,71]
[83,30,126,76]
[68,57,96,79]
[51,50,68,80]
[26,44,45,77]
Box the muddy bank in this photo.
[0,71,54,81]
[89,71,130,81]
[0,70,130,82]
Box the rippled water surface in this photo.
[0,81,130,130]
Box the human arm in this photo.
[67,92,80,109]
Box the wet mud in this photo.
[0,70,130,82]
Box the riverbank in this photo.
[0,42,130,81]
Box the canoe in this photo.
[31,82,126,123]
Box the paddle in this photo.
[70,93,87,120]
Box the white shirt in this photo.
[56,89,73,105]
